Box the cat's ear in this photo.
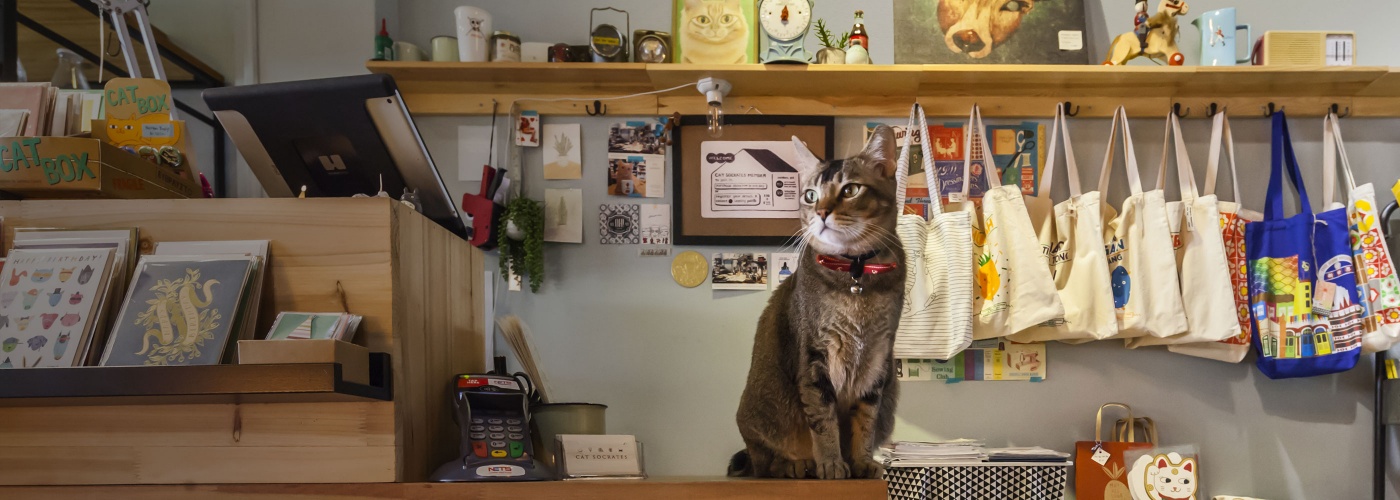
[1182,461,1193,473]
[790,136,822,176]
[861,125,897,178]
[1156,457,1169,469]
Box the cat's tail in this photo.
[726,449,751,477]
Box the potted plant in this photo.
[499,196,544,292]
[813,19,848,64]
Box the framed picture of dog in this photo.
[673,0,759,64]
[893,0,1091,64]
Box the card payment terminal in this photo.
[429,373,551,481]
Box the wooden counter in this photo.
[0,478,889,500]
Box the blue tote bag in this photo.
[1245,112,1362,379]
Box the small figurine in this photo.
[1104,0,1189,65]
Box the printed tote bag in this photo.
[1074,403,1155,500]
[1246,111,1361,379]
[1321,112,1400,353]
[1169,110,1262,362]
[1096,107,1188,339]
[950,105,1064,339]
[1011,103,1118,343]
[893,103,975,359]
[1129,113,1238,348]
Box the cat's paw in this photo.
[769,457,812,478]
[815,458,850,480]
[851,457,885,479]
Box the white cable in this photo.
[97,7,105,83]
[511,82,698,105]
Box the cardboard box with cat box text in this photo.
[0,136,199,199]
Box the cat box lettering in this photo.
[700,141,801,219]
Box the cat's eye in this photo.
[1002,0,1025,11]
[1182,479,1190,484]
[1162,478,1172,483]
[801,189,817,204]
[840,184,864,198]
[695,15,711,25]
[721,14,736,24]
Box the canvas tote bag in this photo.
[1075,403,1155,500]
[1247,111,1361,379]
[1170,110,1262,362]
[1321,112,1400,353]
[1010,103,1118,343]
[951,105,1064,339]
[1128,113,1238,348]
[892,103,975,360]
[1096,107,1188,340]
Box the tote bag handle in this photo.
[1037,102,1085,200]
[1321,111,1359,208]
[959,104,1001,200]
[1094,402,1135,442]
[1204,110,1244,203]
[1155,112,1201,201]
[896,103,943,217]
[1265,111,1314,221]
[1097,106,1146,197]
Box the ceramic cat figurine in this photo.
[729,127,904,479]
[681,0,749,64]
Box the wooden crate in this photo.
[0,198,485,484]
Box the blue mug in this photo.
[1192,8,1251,66]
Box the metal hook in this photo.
[1063,101,1080,117]
[1172,102,1190,118]
[586,100,607,116]
[1330,103,1351,118]
[1263,102,1282,117]
[1205,102,1220,117]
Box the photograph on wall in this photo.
[544,189,584,244]
[893,0,1090,64]
[598,203,641,245]
[673,0,758,64]
[772,252,798,286]
[543,123,582,180]
[986,122,1045,196]
[640,204,671,245]
[712,252,768,290]
[700,141,801,219]
[608,121,665,198]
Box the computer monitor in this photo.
[203,74,468,238]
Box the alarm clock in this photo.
[634,30,672,63]
[759,0,812,64]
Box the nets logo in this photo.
[476,465,524,477]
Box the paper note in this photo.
[640,204,670,245]
[543,123,582,179]
[458,125,494,182]
[701,141,801,219]
[772,253,798,286]
[712,253,768,291]
[544,189,583,244]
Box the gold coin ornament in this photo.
[671,250,709,288]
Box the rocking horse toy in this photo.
[1104,0,1189,65]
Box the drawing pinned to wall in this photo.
[772,253,797,286]
[544,189,584,244]
[712,252,768,290]
[673,0,758,64]
[599,203,641,244]
[543,123,582,180]
[700,141,801,219]
[608,121,666,198]
[640,204,671,245]
[893,0,1091,64]
[515,110,540,147]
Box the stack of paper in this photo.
[266,312,363,342]
[986,447,1071,463]
[0,83,54,136]
[881,440,988,467]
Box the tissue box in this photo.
[237,339,370,385]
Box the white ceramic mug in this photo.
[454,6,492,62]
[431,36,458,62]
[392,41,424,61]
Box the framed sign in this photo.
[672,114,834,246]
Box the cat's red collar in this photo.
[815,253,897,278]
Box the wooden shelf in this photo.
[0,353,392,407]
[367,61,1400,117]
[0,477,888,500]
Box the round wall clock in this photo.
[758,0,812,64]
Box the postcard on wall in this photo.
[893,0,1090,64]
[544,188,584,244]
[640,204,671,245]
[0,249,115,368]
[700,141,801,219]
[101,256,257,367]
[515,110,540,147]
[987,122,1046,196]
[543,123,582,180]
[607,154,664,198]
[598,203,641,245]
[712,253,769,291]
[772,253,798,286]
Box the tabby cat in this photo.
[680,0,750,64]
[729,127,904,479]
